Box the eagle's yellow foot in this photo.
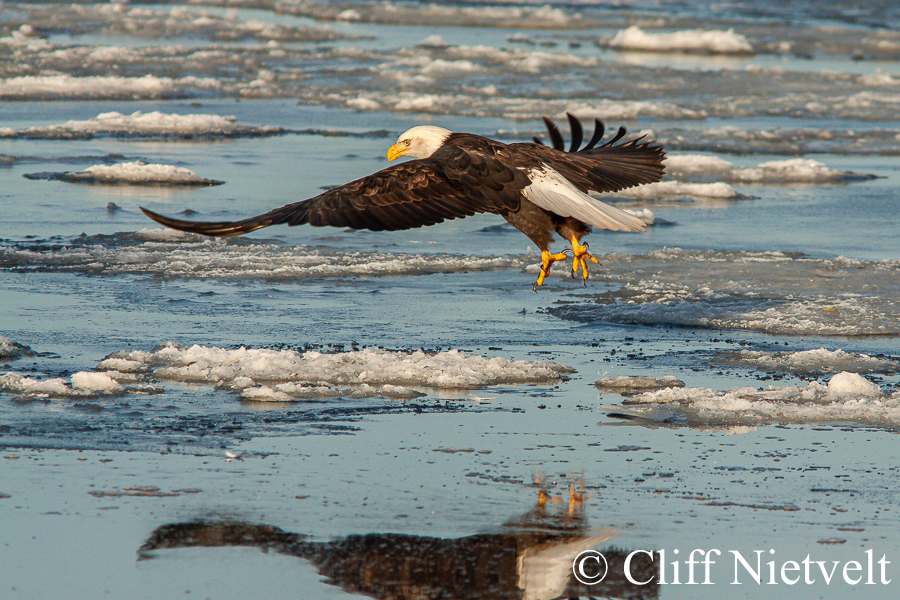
[570,239,600,285]
[533,249,570,292]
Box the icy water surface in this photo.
[2,1,900,599]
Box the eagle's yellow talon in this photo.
[570,237,599,282]
[534,250,570,290]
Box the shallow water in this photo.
[3,1,900,599]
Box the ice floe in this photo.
[664,155,876,184]
[595,375,686,393]
[609,26,754,54]
[0,370,158,398]
[612,155,875,202]
[25,162,223,186]
[1,343,573,402]
[0,335,33,360]
[101,343,571,388]
[0,74,221,101]
[713,348,900,376]
[616,372,900,426]
[0,111,284,140]
[614,181,739,201]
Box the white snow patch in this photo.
[735,158,860,184]
[419,59,482,75]
[418,35,448,47]
[0,372,70,396]
[663,155,736,178]
[615,180,739,200]
[241,385,292,402]
[133,227,197,243]
[510,51,598,73]
[622,208,655,226]
[0,111,281,139]
[335,9,362,21]
[65,162,220,186]
[71,371,123,392]
[610,26,753,54]
[859,72,900,87]
[394,94,443,111]
[347,97,382,110]
[827,372,882,397]
[0,74,219,99]
[96,357,149,373]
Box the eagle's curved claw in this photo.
[533,249,571,291]
[570,238,600,283]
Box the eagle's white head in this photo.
[388,125,452,161]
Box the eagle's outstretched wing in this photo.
[141,145,528,237]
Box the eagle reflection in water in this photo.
[138,488,658,600]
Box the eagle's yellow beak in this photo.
[387,144,406,162]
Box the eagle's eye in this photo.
[404,140,411,146]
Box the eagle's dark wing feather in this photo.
[516,114,665,194]
[540,117,566,151]
[141,145,528,237]
[565,113,583,153]
[583,118,606,151]
[532,139,665,194]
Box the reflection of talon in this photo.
[534,473,593,516]
[568,480,592,514]
[570,236,600,283]
[534,473,567,506]
[534,474,548,507]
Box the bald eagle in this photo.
[141,114,665,289]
